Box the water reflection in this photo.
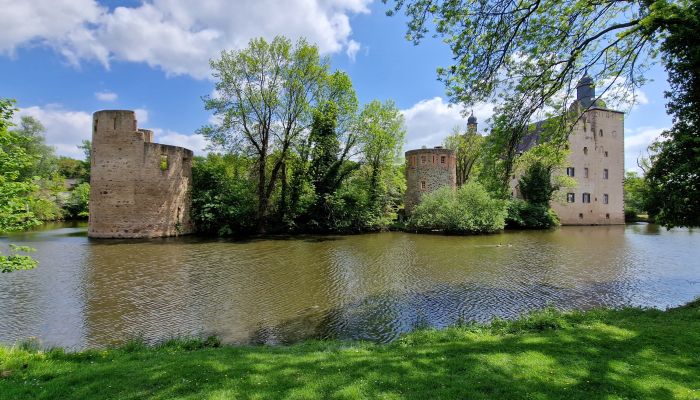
[1,223,699,349]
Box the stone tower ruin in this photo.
[88,110,194,238]
[405,147,457,214]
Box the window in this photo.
[411,156,416,166]
[579,213,584,219]
[432,155,435,164]
[440,156,446,164]
[584,168,589,178]
[582,193,591,203]
[421,155,426,164]
[606,213,610,219]
[567,193,575,203]
[604,151,609,157]
[603,169,609,179]
[566,167,575,177]
[603,194,609,204]
[583,147,588,155]
[599,129,603,137]
[421,181,426,190]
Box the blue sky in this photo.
[0,0,671,172]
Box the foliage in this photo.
[64,182,90,219]
[202,36,329,233]
[355,100,406,212]
[10,115,57,180]
[3,300,699,398]
[407,182,508,234]
[190,154,257,236]
[0,99,39,272]
[443,126,484,186]
[56,156,89,182]
[623,171,648,218]
[387,0,665,117]
[506,198,559,230]
[643,0,700,228]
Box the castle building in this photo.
[511,76,625,225]
[88,110,194,238]
[404,146,457,214]
[405,77,624,225]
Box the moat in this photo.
[1,223,699,350]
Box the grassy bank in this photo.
[1,301,699,400]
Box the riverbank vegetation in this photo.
[1,299,698,399]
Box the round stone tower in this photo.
[405,146,457,214]
[89,110,194,238]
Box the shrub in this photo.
[190,155,257,236]
[407,182,508,234]
[505,199,559,229]
[64,182,90,219]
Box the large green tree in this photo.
[0,99,40,272]
[355,100,406,212]
[201,36,328,233]
[10,115,57,180]
[643,0,700,227]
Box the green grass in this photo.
[1,300,699,399]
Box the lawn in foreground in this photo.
[1,300,699,399]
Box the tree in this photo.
[624,171,648,217]
[201,36,328,233]
[643,0,700,228]
[388,0,670,113]
[0,99,39,272]
[286,71,360,224]
[355,100,406,211]
[443,126,484,186]
[10,115,57,180]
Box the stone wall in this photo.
[510,107,625,225]
[405,147,457,214]
[552,108,625,225]
[88,110,194,238]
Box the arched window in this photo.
[583,147,588,155]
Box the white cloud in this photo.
[624,126,667,173]
[134,108,149,124]
[0,0,371,79]
[400,97,495,151]
[346,40,360,62]
[154,129,208,156]
[95,91,118,102]
[16,105,93,159]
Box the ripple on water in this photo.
[1,225,700,348]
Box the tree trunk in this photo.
[257,153,268,234]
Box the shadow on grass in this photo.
[2,302,699,399]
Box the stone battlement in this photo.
[88,110,194,238]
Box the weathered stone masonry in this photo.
[88,110,194,238]
[405,147,457,214]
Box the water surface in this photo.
[1,222,698,349]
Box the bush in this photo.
[191,155,257,236]
[64,182,90,219]
[407,182,508,234]
[505,199,559,229]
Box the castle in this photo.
[405,77,625,225]
[88,110,194,238]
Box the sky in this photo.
[0,0,672,172]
